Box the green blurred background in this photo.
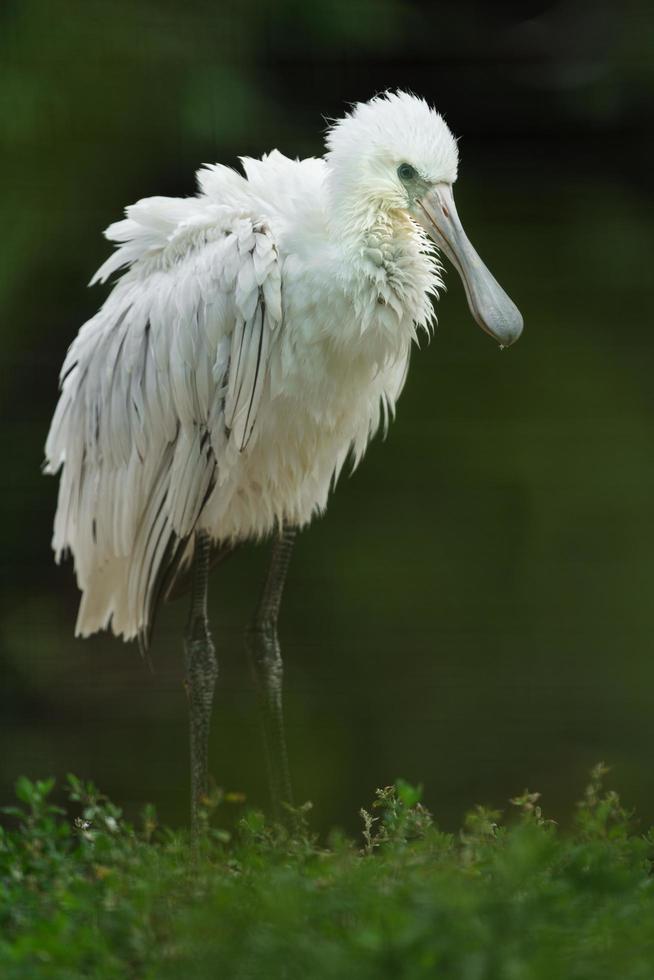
[2,0,654,832]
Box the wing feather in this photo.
[45,198,283,643]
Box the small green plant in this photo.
[1,767,654,979]
[360,779,435,853]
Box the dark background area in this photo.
[1,0,654,832]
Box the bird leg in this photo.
[183,529,218,839]
[245,524,296,822]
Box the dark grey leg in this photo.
[183,529,218,838]
[246,524,296,821]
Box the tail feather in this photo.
[69,435,216,642]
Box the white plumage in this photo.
[45,91,521,644]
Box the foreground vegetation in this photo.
[1,766,654,978]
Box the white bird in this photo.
[45,91,522,830]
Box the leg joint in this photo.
[245,617,277,643]
[245,622,282,673]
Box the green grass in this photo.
[2,766,654,979]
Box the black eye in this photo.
[397,163,417,181]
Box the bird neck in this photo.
[323,165,440,337]
[328,194,411,252]
[329,188,430,281]
[328,201,425,299]
[321,196,439,350]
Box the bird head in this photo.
[326,91,523,348]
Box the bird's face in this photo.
[327,92,523,348]
[399,167,524,348]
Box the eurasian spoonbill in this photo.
[45,91,523,832]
